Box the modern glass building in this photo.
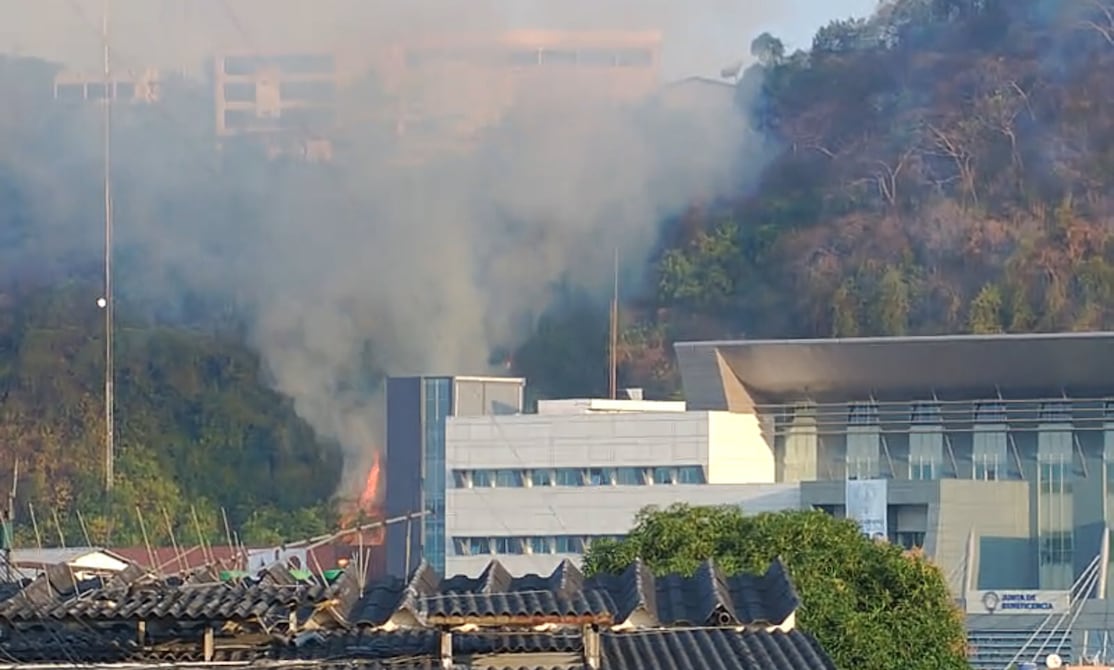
[674,332,1114,667]
[384,375,524,576]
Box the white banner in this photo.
[845,478,888,540]
[965,590,1069,615]
[247,547,309,572]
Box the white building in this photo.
[443,395,802,575]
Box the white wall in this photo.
[707,412,775,483]
[446,410,773,480]
[445,483,802,576]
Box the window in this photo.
[974,458,999,481]
[615,468,644,485]
[528,537,550,554]
[1040,461,1073,494]
[495,469,523,487]
[1040,531,1073,566]
[554,468,583,486]
[677,466,705,484]
[910,462,936,480]
[471,470,494,487]
[848,402,879,425]
[587,468,612,486]
[452,470,470,488]
[614,49,654,67]
[493,537,523,554]
[652,467,673,485]
[468,538,490,555]
[895,532,925,550]
[1040,401,1072,423]
[553,536,584,553]
[540,49,578,65]
[531,469,552,487]
[223,82,256,103]
[910,402,941,424]
[975,401,1007,423]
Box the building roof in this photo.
[0,557,830,669]
[9,547,131,569]
[675,332,1114,406]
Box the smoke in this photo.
[0,0,800,495]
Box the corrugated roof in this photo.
[0,557,828,670]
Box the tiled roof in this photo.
[0,557,828,669]
[326,557,798,629]
[0,627,833,669]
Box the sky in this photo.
[0,0,881,80]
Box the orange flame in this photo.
[358,451,381,510]
[339,451,385,545]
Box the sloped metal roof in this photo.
[675,332,1114,405]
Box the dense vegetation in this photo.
[2,0,1113,544]
[583,504,969,670]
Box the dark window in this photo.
[55,83,85,102]
[677,466,705,484]
[615,467,643,485]
[531,469,552,487]
[279,80,336,103]
[223,82,256,103]
[554,468,582,486]
[910,402,941,424]
[614,49,653,67]
[540,49,578,65]
[114,82,135,100]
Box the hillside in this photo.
[515,0,1114,398]
[2,0,1114,541]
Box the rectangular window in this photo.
[677,466,705,484]
[554,468,583,486]
[895,531,926,549]
[848,402,879,425]
[451,470,470,488]
[531,469,552,487]
[528,537,550,554]
[493,537,523,554]
[615,467,644,485]
[468,538,490,555]
[652,467,673,485]
[910,402,941,424]
[553,536,584,553]
[587,468,612,486]
[975,401,1007,423]
[495,469,523,487]
[471,469,494,487]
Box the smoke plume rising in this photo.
[0,0,794,495]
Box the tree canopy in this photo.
[582,504,968,670]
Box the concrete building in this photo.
[384,375,525,577]
[675,332,1114,668]
[444,395,800,575]
[53,67,160,104]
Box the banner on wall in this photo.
[247,546,309,571]
[845,478,888,540]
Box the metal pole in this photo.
[609,248,618,400]
[102,0,115,492]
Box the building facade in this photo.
[443,396,800,576]
[384,375,525,576]
[675,332,1114,668]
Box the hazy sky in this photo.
[0,0,879,80]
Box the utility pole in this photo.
[608,249,619,400]
[102,0,115,492]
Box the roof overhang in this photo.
[674,332,1114,408]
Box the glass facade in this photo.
[422,377,452,574]
[765,395,1114,592]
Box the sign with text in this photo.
[965,590,1070,615]
[845,478,888,540]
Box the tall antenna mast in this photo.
[608,248,619,401]
[102,0,115,492]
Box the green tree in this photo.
[583,504,968,670]
[968,283,1004,333]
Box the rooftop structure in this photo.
[0,555,834,670]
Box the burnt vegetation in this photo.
[0,0,1112,540]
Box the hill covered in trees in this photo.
[519,0,1114,399]
[2,0,1113,542]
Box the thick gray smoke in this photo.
[0,0,799,494]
